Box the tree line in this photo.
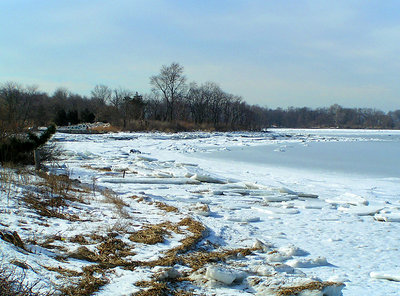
[1,62,399,132]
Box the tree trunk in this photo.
[34,149,41,170]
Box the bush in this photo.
[0,124,56,165]
[0,265,53,296]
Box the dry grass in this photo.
[22,192,79,221]
[134,280,194,296]
[21,171,89,221]
[0,230,26,250]
[68,246,99,262]
[0,167,15,196]
[97,237,136,263]
[181,248,255,271]
[138,218,207,269]
[68,236,136,268]
[37,235,68,252]
[1,166,300,296]
[129,223,171,245]
[154,201,179,213]
[106,220,131,234]
[172,218,207,255]
[69,235,89,245]
[59,265,109,296]
[129,218,260,295]
[102,189,130,218]
[36,171,73,200]
[81,164,112,172]
[277,281,343,296]
[44,266,82,278]
[90,125,121,133]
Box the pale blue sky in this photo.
[1,1,399,110]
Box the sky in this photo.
[1,0,399,111]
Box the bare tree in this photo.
[91,84,112,105]
[52,87,70,101]
[150,62,187,121]
[0,82,25,129]
[112,88,133,128]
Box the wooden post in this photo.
[34,149,41,170]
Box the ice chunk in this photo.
[245,182,265,189]
[190,203,211,217]
[253,239,273,253]
[225,203,251,210]
[226,215,260,223]
[295,200,326,209]
[297,193,319,199]
[374,213,400,222]
[136,155,157,162]
[325,193,368,206]
[338,205,383,216]
[266,252,292,263]
[155,267,180,280]
[278,187,298,195]
[153,171,173,178]
[370,271,400,281]
[286,257,329,268]
[254,207,300,215]
[279,245,309,257]
[263,195,293,202]
[205,266,238,285]
[191,173,227,184]
[99,177,200,185]
[256,265,276,276]
[273,263,298,274]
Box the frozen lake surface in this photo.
[205,138,400,178]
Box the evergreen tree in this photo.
[0,124,56,164]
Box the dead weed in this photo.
[23,192,80,221]
[59,264,109,296]
[129,223,171,245]
[278,281,343,296]
[0,230,25,250]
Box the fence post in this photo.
[34,149,41,170]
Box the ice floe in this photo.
[286,257,330,268]
[370,271,400,282]
[374,212,400,222]
[205,266,244,285]
[325,193,368,206]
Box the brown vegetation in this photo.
[59,265,109,296]
[0,230,25,250]
[277,281,343,296]
[129,224,170,245]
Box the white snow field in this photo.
[1,128,399,295]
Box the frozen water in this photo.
[2,129,399,295]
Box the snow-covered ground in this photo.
[1,129,399,295]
